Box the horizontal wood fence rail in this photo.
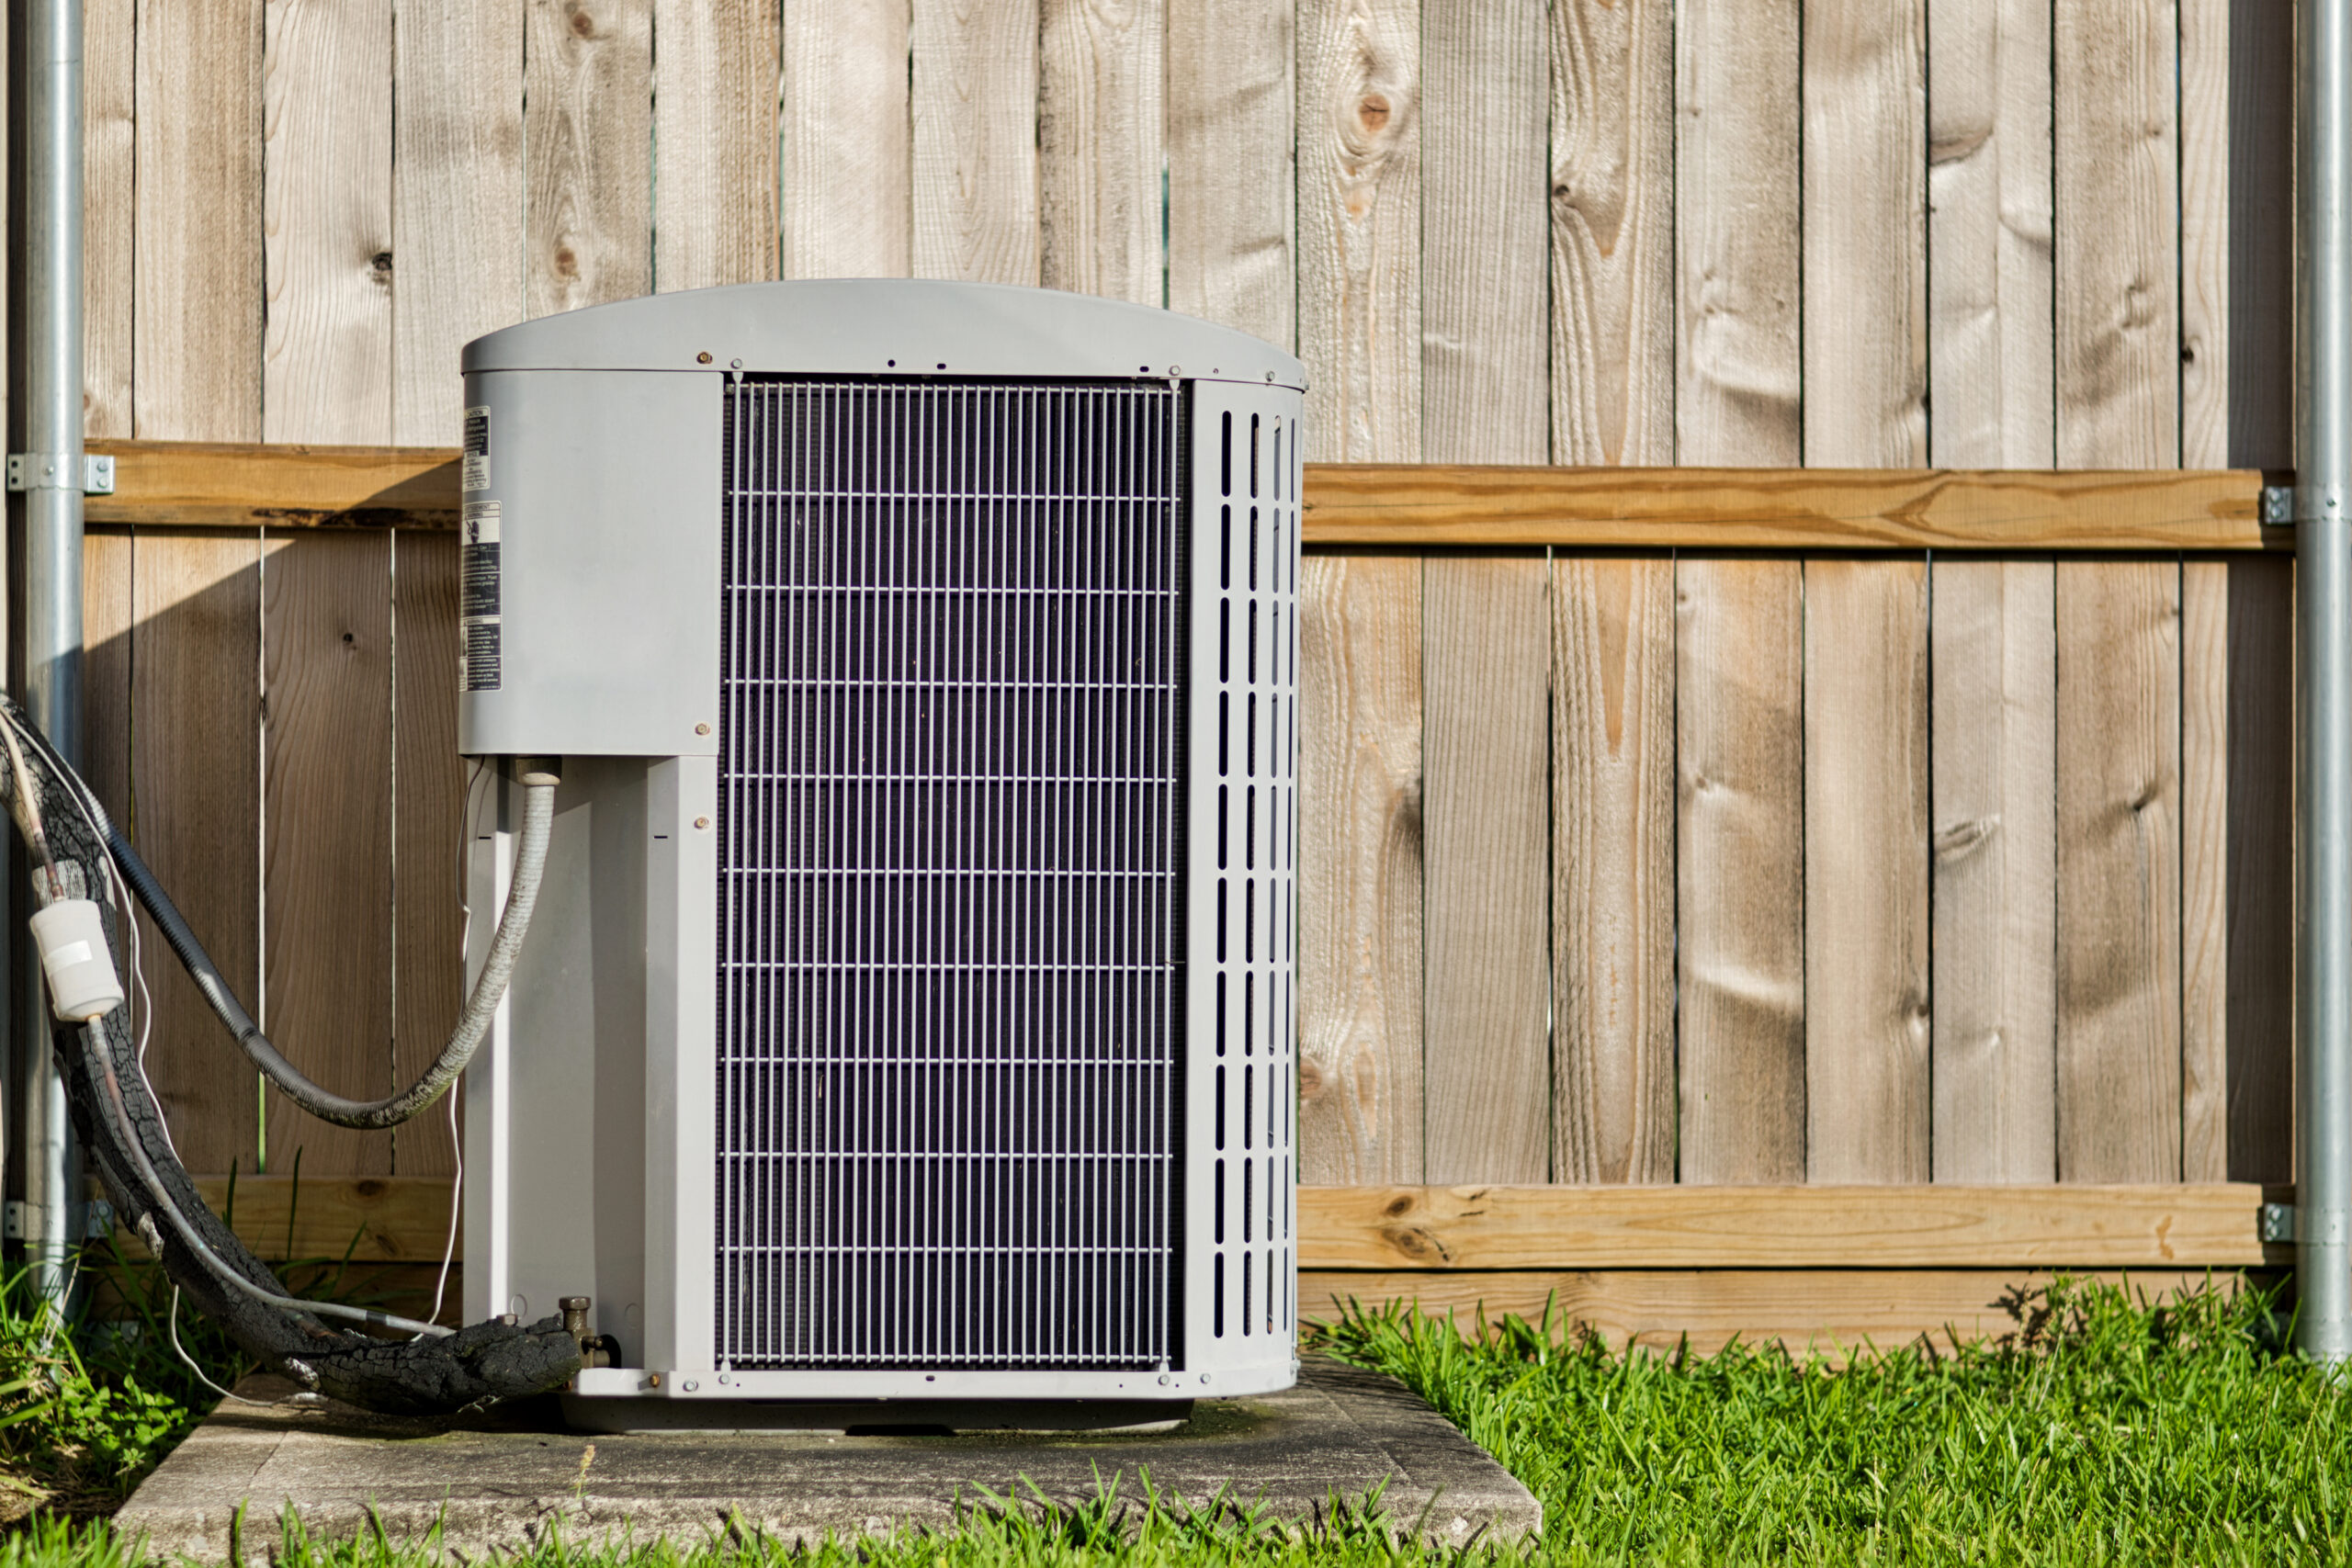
[85,441,2280,551]
[119,1177,2284,1272]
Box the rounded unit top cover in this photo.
[464,278,1307,389]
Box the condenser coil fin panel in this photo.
[715,378,1188,1371]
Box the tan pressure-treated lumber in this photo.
[85,443,2279,549]
[129,1177,2282,1271]
[1297,1182,2282,1269]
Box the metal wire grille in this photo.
[716,378,1186,1370]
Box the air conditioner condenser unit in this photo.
[458,280,1306,1430]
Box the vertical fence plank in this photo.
[1421,557,1550,1184]
[1930,559,2058,1182]
[1299,556,1423,1184]
[1417,0,1545,1184]
[1299,0,1421,462]
[1803,560,1930,1180]
[393,531,466,1178]
[83,534,136,852]
[525,0,651,318]
[782,0,911,279]
[1548,0,1671,466]
[1677,559,1804,1184]
[1421,0,1545,461]
[2052,0,2178,467]
[1040,0,1163,303]
[1802,0,1927,465]
[911,0,1039,284]
[1925,0,2053,466]
[136,0,263,437]
[1554,556,1675,1184]
[130,536,265,1173]
[1167,0,1293,344]
[2178,0,2227,468]
[2225,1,2293,467]
[2055,560,2182,1182]
[85,0,135,438]
[2181,561,2228,1180]
[654,0,778,292]
[261,533,395,1177]
[264,0,393,444]
[2225,556,2295,1182]
[1674,0,1800,466]
[392,0,526,444]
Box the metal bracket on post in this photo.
[2263,485,2296,525]
[2261,1202,2298,1244]
[6,453,113,495]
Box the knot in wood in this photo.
[554,246,580,279]
[566,3,596,38]
[1357,94,1391,132]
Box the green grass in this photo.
[0,1273,2346,1563]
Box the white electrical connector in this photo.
[30,898,126,1021]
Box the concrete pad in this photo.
[116,1359,1541,1559]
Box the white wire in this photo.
[169,1286,266,1406]
[7,707,168,1149]
[422,758,486,1335]
[424,1089,463,1330]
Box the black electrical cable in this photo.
[9,705,554,1130]
[0,694,582,1414]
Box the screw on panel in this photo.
[695,722,711,735]
[696,352,713,365]
[695,816,711,829]
[2262,485,2295,525]
[2262,1202,2298,1244]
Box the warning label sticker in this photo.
[462,406,492,492]
[462,500,502,692]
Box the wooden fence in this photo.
[8,0,2312,1342]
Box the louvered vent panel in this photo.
[716,378,1187,1371]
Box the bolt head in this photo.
[695,722,711,736]
[695,816,711,829]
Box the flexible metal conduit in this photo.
[17,0,87,1303]
[2302,0,2352,1366]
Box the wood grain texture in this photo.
[1925,0,2054,466]
[1421,558,1550,1183]
[781,0,911,279]
[2177,0,2227,469]
[2052,0,2179,468]
[1803,561,1930,1181]
[1930,560,2058,1183]
[2181,560,2228,1181]
[1421,0,1545,462]
[2054,560,2182,1182]
[1301,465,2275,550]
[525,0,651,318]
[910,0,1039,285]
[261,532,396,1177]
[1674,0,1800,466]
[128,535,266,1172]
[1298,1183,2278,1269]
[1039,0,1163,303]
[88,441,462,528]
[1802,0,1926,466]
[1298,556,1424,1184]
[87,445,2278,550]
[113,1175,458,1263]
[264,0,394,445]
[1166,0,1294,345]
[1676,558,1804,1183]
[653,0,778,291]
[135,0,264,438]
[1298,0,1420,462]
[1552,556,1675,1184]
[392,532,467,1177]
[85,0,137,438]
[83,533,137,861]
[2224,0,2293,468]
[1548,0,1671,465]
[2223,556,2294,1183]
[392,0,526,444]
[1297,1268,2262,1358]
